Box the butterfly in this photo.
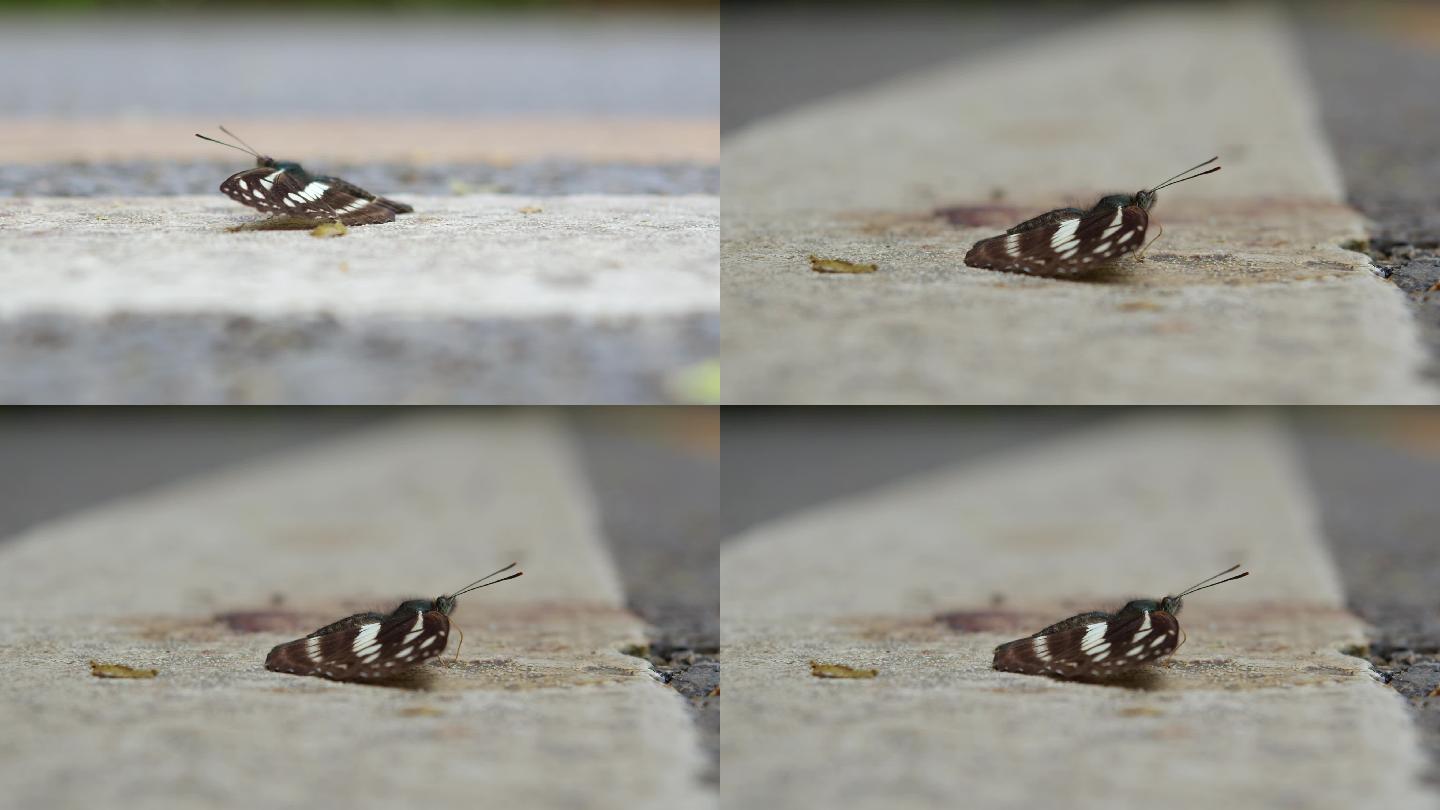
[992,564,1249,679]
[265,562,522,682]
[963,156,1221,276]
[196,126,414,226]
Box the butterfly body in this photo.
[198,127,412,227]
[964,158,1217,277]
[992,565,1247,680]
[265,564,520,682]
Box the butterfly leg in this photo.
[1136,221,1164,262]
[452,621,465,664]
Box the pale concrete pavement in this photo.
[0,195,718,404]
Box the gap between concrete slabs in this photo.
[720,414,1438,810]
[0,414,714,810]
[0,195,718,404]
[721,6,1436,404]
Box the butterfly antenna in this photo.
[1149,156,1221,192]
[194,131,259,158]
[1176,564,1249,598]
[218,125,262,156]
[449,562,523,598]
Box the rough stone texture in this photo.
[570,408,721,783]
[0,195,718,404]
[0,414,714,809]
[1300,18,1440,384]
[722,7,1436,404]
[1295,414,1440,787]
[720,414,1438,809]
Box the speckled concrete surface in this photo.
[0,414,715,810]
[720,413,1438,810]
[721,6,1436,404]
[0,194,718,403]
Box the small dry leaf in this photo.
[809,255,877,274]
[708,685,720,697]
[398,706,446,717]
[90,660,158,679]
[310,221,348,239]
[518,206,543,214]
[1428,685,1440,698]
[1117,706,1164,717]
[809,660,878,679]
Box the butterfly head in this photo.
[1133,189,1158,211]
[434,562,524,617]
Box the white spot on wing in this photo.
[302,181,328,201]
[1004,233,1020,257]
[305,636,321,662]
[1101,207,1125,238]
[1081,623,1108,650]
[352,622,381,653]
[403,612,426,644]
[260,169,283,191]
[1032,635,1051,661]
[1049,218,1080,249]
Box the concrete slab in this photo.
[0,194,718,404]
[0,414,714,809]
[721,7,1437,404]
[720,414,1439,809]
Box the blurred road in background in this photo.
[2,15,715,119]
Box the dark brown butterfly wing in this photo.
[965,203,1148,276]
[218,167,399,226]
[993,608,1180,678]
[265,607,451,681]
